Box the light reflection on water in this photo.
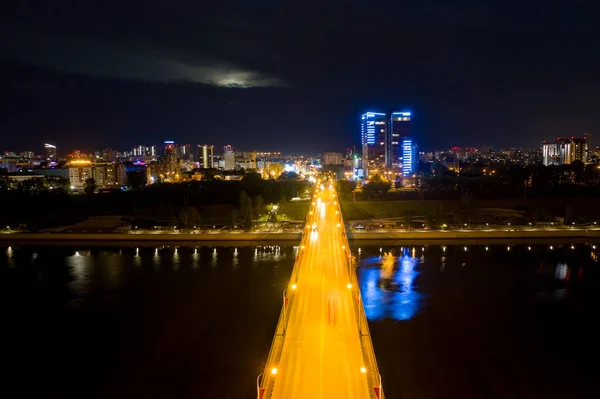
[360,248,425,321]
[66,251,94,296]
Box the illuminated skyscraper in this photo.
[402,139,418,177]
[360,112,386,176]
[361,110,414,176]
[44,143,57,161]
[387,110,411,168]
[223,144,235,170]
[198,145,214,168]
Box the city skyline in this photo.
[1,1,599,152]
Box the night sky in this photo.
[1,1,599,153]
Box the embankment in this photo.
[2,229,600,243]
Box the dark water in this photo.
[2,243,600,398]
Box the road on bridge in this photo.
[267,182,376,399]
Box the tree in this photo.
[239,191,253,219]
[127,171,147,189]
[394,179,403,189]
[278,196,289,217]
[278,171,299,180]
[243,213,254,231]
[253,194,264,218]
[425,214,435,229]
[335,179,355,200]
[569,160,585,184]
[362,174,391,199]
[229,208,240,227]
[178,206,201,229]
[84,178,96,195]
[268,163,284,179]
[242,170,262,189]
[403,211,413,230]
[49,177,71,193]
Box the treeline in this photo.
[0,172,310,229]
[335,161,600,201]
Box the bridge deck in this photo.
[260,181,382,399]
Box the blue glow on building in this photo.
[391,111,411,116]
[402,139,414,177]
[361,111,385,145]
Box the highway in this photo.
[261,181,381,399]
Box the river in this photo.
[1,242,599,398]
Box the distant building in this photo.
[5,173,45,182]
[92,162,126,188]
[33,167,70,179]
[132,145,157,158]
[44,143,57,161]
[179,144,192,160]
[322,152,343,165]
[223,145,235,170]
[542,137,588,166]
[68,160,125,190]
[68,161,93,190]
[100,148,118,162]
[161,141,181,178]
[198,145,214,169]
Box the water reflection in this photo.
[192,248,199,269]
[66,251,94,296]
[360,248,425,321]
[173,247,180,270]
[211,248,218,268]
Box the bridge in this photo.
[257,179,383,398]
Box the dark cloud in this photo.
[1,0,599,151]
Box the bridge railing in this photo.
[336,194,385,399]
[257,199,317,398]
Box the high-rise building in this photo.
[223,145,235,170]
[44,143,57,161]
[361,110,414,176]
[387,110,411,168]
[92,162,126,188]
[133,145,157,158]
[161,141,181,177]
[198,145,214,169]
[68,160,93,191]
[100,148,118,162]
[543,137,588,166]
[360,112,386,176]
[179,144,192,160]
[322,152,343,165]
[402,139,418,177]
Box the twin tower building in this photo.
[360,110,418,179]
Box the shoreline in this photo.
[2,229,600,244]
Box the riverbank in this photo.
[2,228,600,243]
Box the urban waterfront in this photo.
[2,243,599,398]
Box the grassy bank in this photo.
[340,198,600,221]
